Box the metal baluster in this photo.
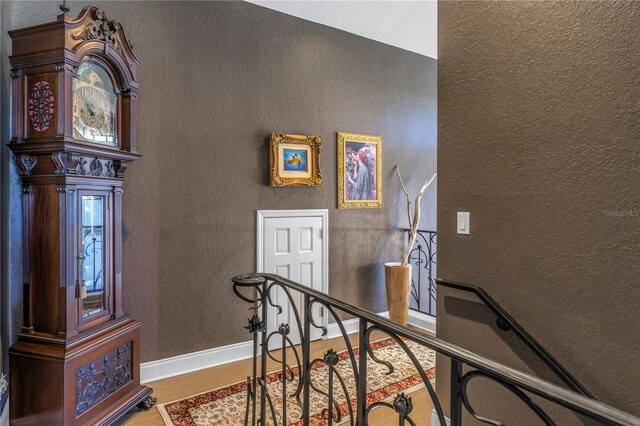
[302,294,311,425]
[280,323,290,426]
[244,377,251,426]
[357,319,368,425]
[260,280,268,425]
[427,234,434,315]
[324,349,339,426]
[392,393,413,426]
[431,233,437,316]
[450,359,463,426]
[245,315,263,426]
[252,326,257,426]
[328,363,334,426]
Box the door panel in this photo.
[259,211,327,345]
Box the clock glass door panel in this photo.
[73,61,118,146]
[81,195,106,317]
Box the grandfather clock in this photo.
[7,5,154,425]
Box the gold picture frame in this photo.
[270,133,322,187]
[337,132,382,209]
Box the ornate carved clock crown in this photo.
[8,5,154,425]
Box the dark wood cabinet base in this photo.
[9,318,153,426]
[91,386,154,426]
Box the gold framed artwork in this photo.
[270,133,322,187]
[337,132,382,209]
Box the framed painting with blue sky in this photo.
[283,149,308,172]
[270,133,322,187]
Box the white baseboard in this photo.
[325,317,360,339]
[140,340,254,384]
[325,311,390,340]
[141,309,433,384]
[431,409,451,426]
[408,310,436,334]
[363,310,435,334]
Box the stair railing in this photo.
[437,279,593,398]
[232,273,639,426]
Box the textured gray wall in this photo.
[437,1,639,422]
[0,1,436,362]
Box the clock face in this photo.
[72,61,118,146]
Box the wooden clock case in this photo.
[7,6,154,425]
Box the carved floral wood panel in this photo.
[75,341,133,415]
[27,80,55,132]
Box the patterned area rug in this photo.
[158,338,436,426]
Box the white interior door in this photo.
[257,210,328,344]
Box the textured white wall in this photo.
[246,0,437,59]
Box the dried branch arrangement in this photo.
[395,166,437,267]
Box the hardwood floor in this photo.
[118,330,435,425]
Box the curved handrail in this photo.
[437,278,593,398]
[232,273,639,426]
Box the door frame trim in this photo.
[256,209,329,331]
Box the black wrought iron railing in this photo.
[437,279,593,399]
[232,273,639,426]
[403,229,437,317]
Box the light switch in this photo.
[457,212,470,235]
